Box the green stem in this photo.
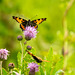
[0,61,3,75]
[62,0,74,75]
[62,0,74,55]
[11,69,13,75]
[23,52,27,59]
[19,70,21,75]
[20,41,23,65]
[20,41,24,75]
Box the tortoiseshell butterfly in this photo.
[26,50,50,63]
[12,16,47,31]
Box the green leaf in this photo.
[40,65,44,75]
[17,52,21,69]
[45,47,53,75]
[14,68,19,72]
[52,56,64,75]
[55,69,64,75]
[13,71,19,75]
[31,48,36,55]
[2,68,8,75]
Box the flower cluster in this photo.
[0,17,42,75]
[0,49,9,60]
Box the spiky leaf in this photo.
[45,47,53,75]
[17,52,21,69]
[52,56,63,75]
[2,68,8,75]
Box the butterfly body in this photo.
[26,50,50,63]
[12,16,47,31]
[32,55,43,63]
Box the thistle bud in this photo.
[17,35,23,41]
[27,45,32,50]
[24,41,27,45]
[8,63,15,69]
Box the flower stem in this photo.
[20,41,23,65]
[23,52,27,59]
[19,70,21,75]
[11,69,13,75]
[20,41,24,75]
[62,0,74,56]
[62,0,74,75]
[0,61,3,75]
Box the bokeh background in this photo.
[0,0,75,75]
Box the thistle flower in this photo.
[27,62,39,75]
[0,49,9,61]
[23,26,37,41]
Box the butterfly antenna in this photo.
[21,15,29,20]
[30,15,38,20]
[24,16,29,20]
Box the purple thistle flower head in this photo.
[0,49,9,61]
[23,26,38,41]
[27,62,39,75]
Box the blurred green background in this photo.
[0,0,75,74]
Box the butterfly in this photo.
[12,16,47,31]
[26,50,50,63]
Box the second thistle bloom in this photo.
[23,26,38,41]
[0,49,9,61]
[27,62,39,75]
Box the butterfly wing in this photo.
[12,16,27,23]
[12,16,27,30]
[26,50,50,63]
[12,16,47,30]
[32,55,43,63]
[26,50,43,63]
[31,18,47,28]
[20,24,25,31]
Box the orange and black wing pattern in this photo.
[12,16,27,23]
[12,16,47,30]
[12,16,27,31]
[26,50,42,63]
[20,24,25,30]
[26,50,50,63]
[31,18,47,28]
